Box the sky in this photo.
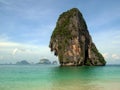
[0,0,120,64]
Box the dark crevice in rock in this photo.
[49,8,106,66]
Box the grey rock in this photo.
[49,8,106,66]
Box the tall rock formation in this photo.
[49,8,106,66]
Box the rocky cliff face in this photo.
[49,8,106,66]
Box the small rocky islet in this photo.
[49,8,106,66]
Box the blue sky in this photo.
[0,0,120,64]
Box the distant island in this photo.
[37,58,58,65]
[49,8,106,66]
[37,58,51,64]
[16,60,30,65]
[0,59,58,65]
[52,61,58,64]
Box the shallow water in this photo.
[0,65,120,90]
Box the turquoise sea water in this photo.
[0,65,120,90]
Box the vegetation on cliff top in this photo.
[49,8,106,66]
[51,8,87,39]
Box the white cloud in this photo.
[102,53,120,60]
[112,54,120,60]
[12,48,18,56]
[0,42,19,47]
[0,41,57,63]
[102,53,109,59]
[101,53,120,65]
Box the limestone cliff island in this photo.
[49,8,106,66]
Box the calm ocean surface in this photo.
[0,65,120,90]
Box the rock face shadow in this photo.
[49,8,106,66]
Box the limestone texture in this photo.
[49,8,106,66]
